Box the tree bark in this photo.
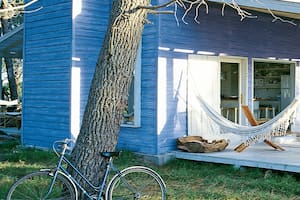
[70,0,150,191]
[4,57,18,100]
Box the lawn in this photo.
[1,140,300,200]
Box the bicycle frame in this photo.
[7,139,166,200]
[46,141,116,200]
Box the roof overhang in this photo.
[0,24,23,58]
[210,0,300,20]
[243,6,300,20]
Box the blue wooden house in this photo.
[13,0,300,163]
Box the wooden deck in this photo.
[175,135,300,173]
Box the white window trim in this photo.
[121,44,141,127]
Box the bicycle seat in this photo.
[101,151,120,158]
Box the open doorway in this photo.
[220,62,239,123]
[188,55,248,139]
[253,61,295,121]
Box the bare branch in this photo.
[149,10,174,15]
[174,3,180,26]
[138,0,297,26]
[221,0,296,25]
[253,0,297,26]
[137,0,176,10]
[0,0,40,14]
[181,0,209,24]
[222,0,257,21]
[270,11,297,26]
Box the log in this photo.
[177,136,229,153]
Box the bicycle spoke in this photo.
[7,171,75,200]
[107,166,166,200]
[7,140,166,200]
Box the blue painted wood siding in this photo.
[156,1,300,153]
[72,0,111,118]
[72,1,161,155]
[22,0,161,154]
[22,0,111,148]
[22,0,72,148]
[70,0,161,155]
[22,0,300,155]
[71,0,111,143]
[117,13,160,155]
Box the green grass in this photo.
[1,141,300,200]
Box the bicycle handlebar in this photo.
[53,138,75,156]
[61,138,75,145]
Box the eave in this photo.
[210,0,300,20]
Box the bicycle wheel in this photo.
[6,171,76,200]
[106,166,166,200]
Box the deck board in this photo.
[175,139,300,173]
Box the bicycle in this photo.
[6,138,167,200]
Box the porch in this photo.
[175,135,300,173]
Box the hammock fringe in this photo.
[196,96,300,146]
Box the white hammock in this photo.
[196,96,300,146]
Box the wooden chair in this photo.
[234,105,285,152]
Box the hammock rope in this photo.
[196,96,299,146]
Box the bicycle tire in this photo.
[106,166,167,200]
[6,171,76,200]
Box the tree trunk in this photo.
[4,57,18,100]
[70,0,150,191]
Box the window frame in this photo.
[121,44,141,127]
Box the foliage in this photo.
[1,142,300,199]
[1,58,23,100]
[1,0,24,101]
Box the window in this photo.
[122,44,141,127]
[253,60,295,119]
